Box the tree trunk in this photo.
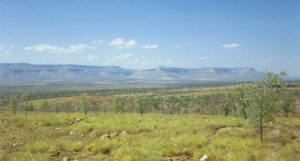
[243,103,247,119]
[232,104,236,113]
[260,103,263,143]
[260,116,263,143]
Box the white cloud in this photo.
[92,40,103,44]
[267,59,273,62]
[110,38,137,48]
[110,38,124,46]
[222,43,240,48]
[126,40,137,47]
[24,44,95,54]
[87,55,98,61]
[142,44,159,49]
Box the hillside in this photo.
[0,63,262,83]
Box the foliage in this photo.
[243,72,290,142]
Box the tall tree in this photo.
[221,102,232,116]
[80,93,89,114]
[41,100,49,112]
[235,84,251,119]
[113,96,126,113]
[10,97,17,115]
[22,92,32,115]
[247,72,286,142]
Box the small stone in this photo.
[110,132,118,137]
[63,157,70,161]
[121,131,127,135]
[200,155,208,161]
[75,118,83,122]
[101,134,110,139]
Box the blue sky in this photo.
[0,0,299,75]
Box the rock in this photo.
[110,132,118,137]
[200,155,208,161]
[101,134,110,139]
[12,143,19,147]
[12,143,23,148]
[121,130,127,135]
[63,157,70,161]
[75,118,83,122]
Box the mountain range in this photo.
[0,63,263,83]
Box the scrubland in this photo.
[0,113,300,161]
[1,79,300,161]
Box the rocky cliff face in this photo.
[0,63,262,83]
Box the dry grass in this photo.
[0,113,299,161]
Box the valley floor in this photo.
[0,113,300,161]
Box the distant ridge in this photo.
[0,63,263,83]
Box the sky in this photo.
[0,0,299,76]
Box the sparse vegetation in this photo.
[0,75,299,160]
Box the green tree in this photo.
[113,96,126,113]
[135,96,147,114]
[24,102,34,115]
[55,101,63,113]
[10,97,17,115]
[235,84,251,119]
[278,91,295,117]
[247,72,286,142]
[22,92,32,115]
[28,103,34,112]
[80,93,89,114]
[227,93,237,115]
[162,96,180,114]
[221,102,232,116]
[41,100,49,112]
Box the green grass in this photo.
[0,113,300,161]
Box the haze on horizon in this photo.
[0,0,299,76]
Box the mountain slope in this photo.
[130,66,261,81]
[0,63,262,83]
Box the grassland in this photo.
[0,112,300,161]
[1,82,300,161]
